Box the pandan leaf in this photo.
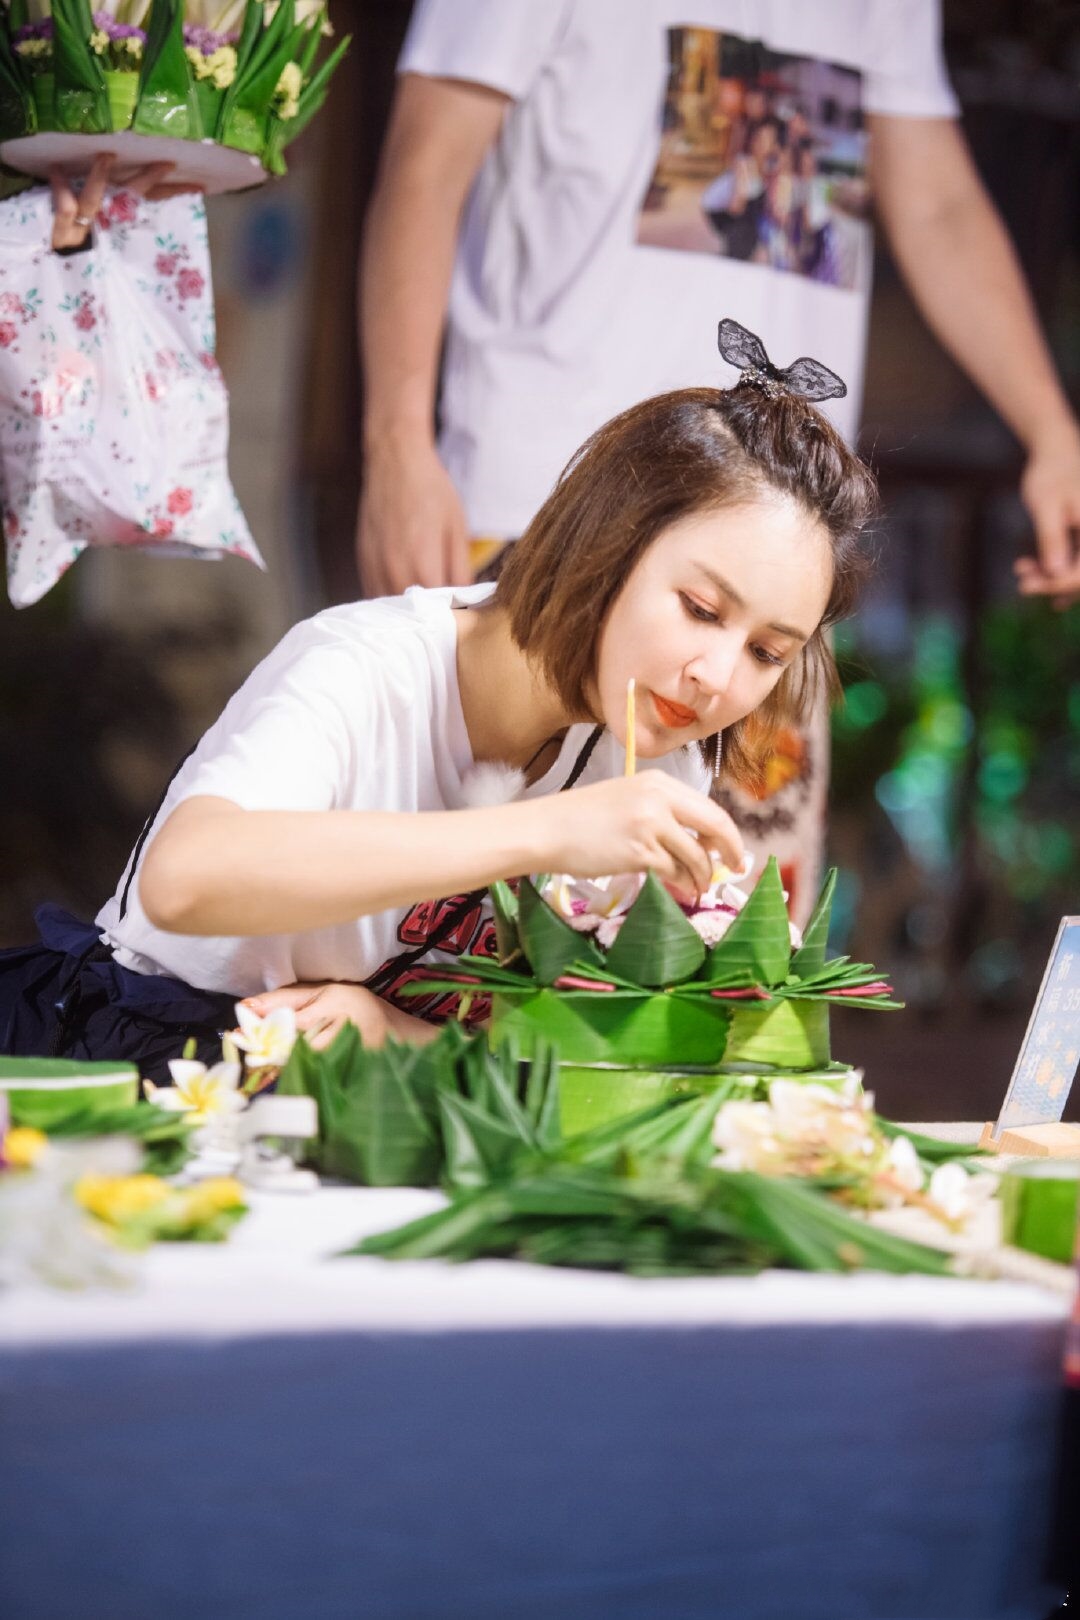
[517,877,603,985]
[438,1089,529,1191]
[703,855,791,987]
[276,28,348,141]
[790,867,837,977]
[7,0,30,31]
[52,0,110,133]
[490,879,521,964]
[602,870,705,989]
[134,0,201,138]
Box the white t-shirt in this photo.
[96,584,708,1002]
[400,0,957,536]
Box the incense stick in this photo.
[624,677,636,777]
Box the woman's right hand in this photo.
[357,434,472,597]
[541,771,745,902]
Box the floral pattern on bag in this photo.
[0,188,262,608]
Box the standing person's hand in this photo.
[357,433,472,598]
[49,154,198,253]
[1015,423,1080,609]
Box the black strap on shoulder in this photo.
[117,744,197,921]
[365,725,605,995]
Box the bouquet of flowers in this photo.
[0,0,349,190]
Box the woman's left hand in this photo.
[49,153,200,253]
[238,981,441,1052]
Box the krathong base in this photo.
[0,129,265,195]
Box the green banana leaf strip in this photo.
[700,854,791,987]
[602,869,706,988]
[518,876,603,984]
[43,1102,194,1175]
[790,867,837,977]
[134,0,200,138]
[52,0,110,133]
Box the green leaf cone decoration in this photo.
[790,866,837,977]
[602,870,705,988]
[52,0,110,133]
[517,877,603,984]
[722,997,831,1069]
[134,0,200,139]
[701,855,791,986]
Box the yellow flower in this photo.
[209,46,237,89]
[273,59,302,120]
[75,1173,171,1225]
[90,28,110,53]
[3,1126,48,1169]
[180,1177,246,1222]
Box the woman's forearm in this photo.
[139,796,554,937]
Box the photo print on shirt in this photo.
[637,27,871,291]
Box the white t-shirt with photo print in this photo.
[96,583,709,1002]
[400,0,958,538]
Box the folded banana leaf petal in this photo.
[790,866,836,976]
[490,986,731,1069]
[52,0,110,133]
[489,878,521,964]
[722,996,831,1069]
[517,876,603,984]
[134,0,200,138]
[699,855,792,986]
[602,870,706,988]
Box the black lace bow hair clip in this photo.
[718,317,847,403]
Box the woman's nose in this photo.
[691,630,744,697]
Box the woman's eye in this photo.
[680,593,718,624]
[752,644,784,668]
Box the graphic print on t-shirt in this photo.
[637,28,870,291]
[367,894,499,1030]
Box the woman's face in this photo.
[594,497,833,758]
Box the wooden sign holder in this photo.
[981,916,1080,1159]
[979,1121,1080,1158]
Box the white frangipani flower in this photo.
[144,1056,244,1124]
[231,1003,297,1069]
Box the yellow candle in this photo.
[625,677,636,777]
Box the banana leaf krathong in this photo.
[0,0,350,181]
[405,858,902,1130]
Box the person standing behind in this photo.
[356,0,1080,923]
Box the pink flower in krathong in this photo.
[151,516,174,538]
[73,303,96,332]
[0,293,22,316]
[176,268,205,301]
[155,253,179,276]
[0,322,16,347]
[538,871,645,948]
[166,487,193,516]
[108,191,138,224]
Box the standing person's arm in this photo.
[357,73,508,596]
[869,113,1080,607]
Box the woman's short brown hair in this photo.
[494,384,878,790]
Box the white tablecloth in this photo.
[0,1184,1071,1620]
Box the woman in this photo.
[0,324,876,1076]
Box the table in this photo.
[0,1181,1071,1620]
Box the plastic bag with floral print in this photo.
[0,186,262,608]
